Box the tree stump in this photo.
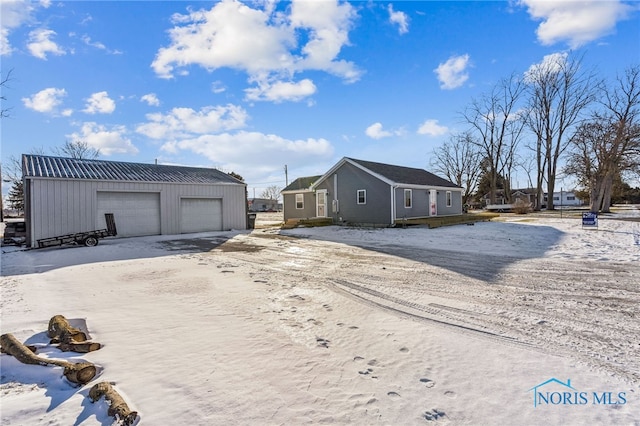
[47,315,88,343]
[90,381,138,426]
[0,333,97,385]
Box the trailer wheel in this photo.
[83,236,99,247]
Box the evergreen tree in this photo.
[7,180,24,213]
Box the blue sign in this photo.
[582,212,598,228]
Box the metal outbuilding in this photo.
[22,154,247,247]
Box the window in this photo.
[446,191,452,207]
[404,189,412,208]
[567,196,575,201]
[357,189,366,204]
[295,193,304,209]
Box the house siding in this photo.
[315,162,391,225]
[394,186,429,219]
[25,177,246,247]
[282,191,316,220]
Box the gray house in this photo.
[22,154,247,247]
[281,175,322,221]
[282,158,463,226]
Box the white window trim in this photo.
[446,191,452,207]
[404,189,412,208]
[357,189,366,205]
[295,193,304,209]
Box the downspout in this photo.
[390,185,397,226]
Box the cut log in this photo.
[57,342,102,353]
[0,333,96,385]
[90,382,138,426]
[47,315,87,343]
[1,344,37,354]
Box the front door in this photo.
[429,189,438,216]
[316,190,327,217]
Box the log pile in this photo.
[47,315,102,353]
[2,315,139,424]
[0,333,96,385]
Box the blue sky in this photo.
[2,0,639,198]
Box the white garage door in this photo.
[180,198,223,233]
[97,192,161,237]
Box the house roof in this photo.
[345,158,460,188]
[22,154,243,185]
[281,175,322,192]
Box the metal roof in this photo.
[347,158,460,188]
[22,154,244,185]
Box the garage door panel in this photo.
[181,198,222,233]
[97,192,160,237]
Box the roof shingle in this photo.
[348,158,459,188]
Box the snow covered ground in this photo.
[1,209,639,425]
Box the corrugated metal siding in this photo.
[26,179,247,246]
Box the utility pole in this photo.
[284,164,288,186]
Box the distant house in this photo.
[248,198,280,212]
[481,188,583,210]
[281,175,322,221]
[282,158,462,226]
[22,154,247,247]
[482,189,539,210]
[543,190,583,208]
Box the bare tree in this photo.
[565,65,640,213]
[1,69,13,118]
[462,72,526,204]
[53,140,100,159]
[523,53,599,210]
[260,185,281,201]
[430,132,482,205]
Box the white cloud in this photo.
[83,91,116,114]
[27,28,65,59]
[1,0,37,56]
[136,104,248,140]
[67,122,138,156]
[151,0,360,102]
[365,122,392,139]
[519,0,633,48]
[434,54,470,90]
[245,78,317,103]
[388,4,409,35]
[22,87,67,113]
[524,52,568,82]
[160,131,334,171]
[152,0,296,78]
[141,93,160,107]
[417,119,448,137]
[288,0,360,81]
[211,81,226,94]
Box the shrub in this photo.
[513,199,532,214]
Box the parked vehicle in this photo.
[36,213,117,248]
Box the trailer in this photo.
[485,204,514,213]
[36,213,117,248]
